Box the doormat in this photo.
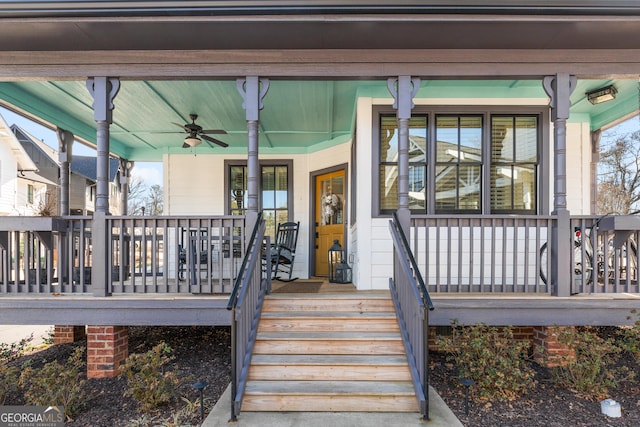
[271,281,324,293]
[270,281,356,293]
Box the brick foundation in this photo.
[86,326,128,379]
[429,325,535,353]
[533,326,575,367]
[53,325,86,344]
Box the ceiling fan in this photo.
[170,114,228,148]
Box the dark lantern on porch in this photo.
[328,240,352,284]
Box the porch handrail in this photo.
[226,213,268,421]
[227,212,264,310]
[393,214,434,310]
[389,212,434,421]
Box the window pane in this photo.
[262,167,275,191]
[458,164,482,210]
[230,166,247,214]
[435,164,481,211]
[513,165,536,210]
[380,165,398,210]
[492,116,513,163]
[409,116,427,163]
[435,165,456,210]
[515,116,538,162]
[380,116,398,163]
[436,116,459,162]
[460,116,482,163]
[490,165,512,210]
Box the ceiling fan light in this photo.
[184,136,202,147]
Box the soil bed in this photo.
[5,325,640,426]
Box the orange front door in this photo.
[314,170,345,276]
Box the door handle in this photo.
[315,232,319,238]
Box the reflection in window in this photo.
[377,110,541,215]
[491,116,538,212]
[229,164,290,239]
[320,175,344,225]
[379,115,427,212]
[435,115,482,212]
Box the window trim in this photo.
[372,105,550,217]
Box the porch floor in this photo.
[0,278,637,326]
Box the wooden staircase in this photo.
[241,292,418,412]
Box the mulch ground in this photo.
[4,325,640,426]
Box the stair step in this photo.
[242,380,418,412]
[248,355,412,381]
[258,311,399,332]
[242,294,418,413]
[254,331,405,355]
[263,294,394,313]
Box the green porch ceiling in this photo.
[0,78,637,161]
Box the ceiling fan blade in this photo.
[201,134,229,148]
[182,142,190,148]
[171,122,190,132]
[201,129,227,135]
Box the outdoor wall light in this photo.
[586,85,617,105]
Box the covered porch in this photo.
[0,0,639,345]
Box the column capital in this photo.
[543,73,576,121]
[86,77,120,123]
[236,76,269,121]
[387,76,420,119]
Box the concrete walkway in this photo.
[202,383,463,427]
[0,325,52,347]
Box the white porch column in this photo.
[388,76,420,236]
[543,73,576,297]
[237,76,270,230]
[87,76,120,297]
[56,128,74,216]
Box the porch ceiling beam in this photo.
[2,50,640,80]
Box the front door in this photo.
[314,169,345,276]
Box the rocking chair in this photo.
[265,221,299,281]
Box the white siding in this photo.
[0,149,18,215]
[565,122,592,214]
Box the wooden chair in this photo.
[265,221,299,281]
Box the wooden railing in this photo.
[2,213,638,296]
[410,215,555,293]
[389,213,434,420]
[570,215,640,294]
[0,215,246,295]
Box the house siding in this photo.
[0,146,17,215]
